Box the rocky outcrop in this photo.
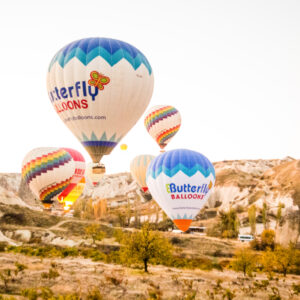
[0,158,299,245]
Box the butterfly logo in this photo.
[88,71,110,90]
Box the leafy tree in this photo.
[273,244,297,277]
[119,222,173,272]
[231,248,257,276]
[276,202,284,228]
[260,248,276,276]
[219,209,239,238]
[262,202,268,229]
[261,229,276,251]
[73,198,95,219]
[85,224,106,245]
[248,205,256,236]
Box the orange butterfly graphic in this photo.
[88,71,110,90]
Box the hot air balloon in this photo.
[144,105,181,151]
[86,162,106,187]
[21,148,75,209]
[120,144,128,151]
[130,154,155,192]
[47,37,154,174]
[146,149,215,232]
[57,148,86,210]
[62,177,86,211]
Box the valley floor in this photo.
[0,252,299,299]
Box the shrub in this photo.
[41,268,59,279]
[0,242,7,252]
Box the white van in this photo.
[238,234,254,242]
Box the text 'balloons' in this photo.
[146,149,215,231]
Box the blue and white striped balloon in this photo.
[146,149,215,231]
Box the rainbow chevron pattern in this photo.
[40,177,72,204]
[22,149,72,185]
[144,106,178,131]
[146,149,216,180]
[156,124,181,147]
[48,37,152,75]
[144,105,181,149]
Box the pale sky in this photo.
[0,0,299,174]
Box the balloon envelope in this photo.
[144,105,181,150]
[62,177,86,211]
[120,144,128,151]
[57,148,86,208]
[130,154,155,192]
[21,148,75,208]
[47,37,154,163]
[146,149,215,231]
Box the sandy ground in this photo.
[0,252,299,299]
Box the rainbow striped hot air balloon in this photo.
[22,148,76,209]
[144,105,181,151]
[146,149,215,232]
[130,154,155,192]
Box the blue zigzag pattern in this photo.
[48,38,152,75]
[147,163,215,179]
[171,214,193,220]
[78,131,122,143]
[146,149,216,179]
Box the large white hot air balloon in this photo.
[47,37,154,166]
[146,149,215,232]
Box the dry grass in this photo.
[0,252,299,299]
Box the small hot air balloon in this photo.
[62,177,86,211]
[144,105,181,151]
[47,37,154,171]
[120,144,128,151]
[86,162,106,187]
[57,148,86,210]
[130,154,155,192]
[21,148,75,209]
[146,149,215,232]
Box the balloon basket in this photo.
[92,163,106,175]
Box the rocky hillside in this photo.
[0,157,299,245]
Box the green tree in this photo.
[248,205,256,236]
[219,209,239,238]
[231,248,257,276]
[119,222,173,272]
[85,224,106,245]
